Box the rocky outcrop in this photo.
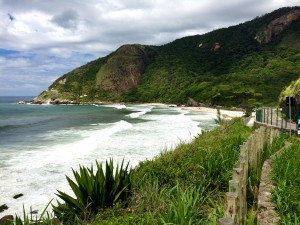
[0,205,8,213]
[13,193,23,199]
[96,44,149,98]
[58,78,67,84]
[213,42,221,51]
[0,215,13,225]
[255,10,300,43]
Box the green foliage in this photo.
[159,184,209,225]
[8,201,53,225]
[132,118,251,189]
[279,76,300,103]
[245,134,286,220]
[272,140,300,224]
[52,159,132,224]
[125,119,252,224]
[214,108,226,124]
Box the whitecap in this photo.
[102,104,127,109]
[127,108,152,118]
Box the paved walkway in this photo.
[245,113,255,127]
[256,108,298,133]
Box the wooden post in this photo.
[218,218,234,225]
[225,192,238,223]
[264,126,268,146]
[254,130,259,168]
[229,179,238,193]
[270,128,274,144]
[233,168,243,224]
[251,135,257,169]
[271,108,273,125]
[261,126,265,150]
[248,135,253,169]
[238,159,246,219]
[276,108,278,127]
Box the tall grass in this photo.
[272,140,300,224]
[246,134,286,209]
[4,201,54,225]
[92,118,252,224]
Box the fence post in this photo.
[248,135,253,169]
[233,167,243,224]
[270,108,273,125]
[276,108,278,127]
[238,159,246,219]
[218,218,234,225]
[270,128,274,144]
[267,108,270,124]
[225,192,238,223]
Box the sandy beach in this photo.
[139,102,245,119]
[180,106,245,119]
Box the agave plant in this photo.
[52,159,131,224]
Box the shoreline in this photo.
[20,98,244,119]
[180,106,244,119]
[138,103,245,119]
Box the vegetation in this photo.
[7,119,300,224]
[245,134,286,224]
[272,137,300,224]
[52,160,131,224]
[279,76,300,103]
[7,118,252,225]
[91,118,253,224]
[36,7,300,108]
[4,201,54,225]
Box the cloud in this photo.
[51,10,80,29]
[0,0,299,95]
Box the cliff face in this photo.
[95,45,149,98]
[255,9,300,43]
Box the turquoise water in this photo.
[0,96,217,216]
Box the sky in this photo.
[0,0,299,96]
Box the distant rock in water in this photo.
[0,215,13,225]
[0,204,8,213]
[30,210,38,214]
[13,193,23,199]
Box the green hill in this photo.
[35,7,300,108]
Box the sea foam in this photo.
[0,105,215,217]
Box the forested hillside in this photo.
[35,7,300,108]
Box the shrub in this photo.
[52,159,131,224]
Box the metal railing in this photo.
[255,107,300,132]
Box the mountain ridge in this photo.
[34,6,300,108]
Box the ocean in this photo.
[0,96,217,217]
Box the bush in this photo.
[52,159,131,224]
